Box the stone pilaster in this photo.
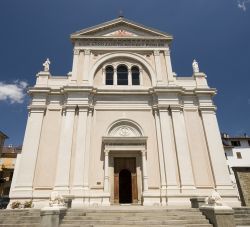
[170,105,195,191]
[200,108,233,191]
[163,48,175,85]
[83,107,94,190]
[82,49,91,83]
[141,150,149,192]
[54,106,76,194]
[71,107,88,194]
[153,108,167,203]
[70,49,80,83]
[158,108,178,193]
[13,106,46,197]
[104,149,110,193]
[153,50,163,85]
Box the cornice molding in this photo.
[195,88,217,96]
[27,105,47,112]
[28,87,51,95]
[199,105,217,112]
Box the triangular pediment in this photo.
[71,17,173,40]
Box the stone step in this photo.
[235,218,250,225]
[65,211,202,216]
[65,213,203,217]
[63,215,205,221]
[235,214,250,218]
[0,209,40,214]
[0,210,41,227]
[0,214,40,217]
[61,219,210,225]
[0,223,41,227]
[0,220,40,224]
[234,208,250,213]
[234,207,250,226]
[0,217,41,221]
[60,224,212,227]
[66,208,200,213]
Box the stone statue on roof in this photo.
[192,59,199,74]
[43,58,51,72]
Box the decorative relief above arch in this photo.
[109,125,141,137]
[103,119,147,146]
[107,119,143,137]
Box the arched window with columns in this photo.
[105,65,114,85]
[131,66,140,85]
[117,65,128,85]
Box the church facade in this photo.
[10,17,239,208]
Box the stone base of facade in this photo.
[8,187,241,209]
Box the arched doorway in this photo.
[119,169,132,203]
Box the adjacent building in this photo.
[0,131,8,155]
[222,133,250,182]
[0,146,21,197]
[9,17,240,208]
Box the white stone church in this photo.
[9,17,239,208]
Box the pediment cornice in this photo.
[71,17,173,42]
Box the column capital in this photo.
[77,106,89,112]
[153,50,160,56]
[158,105,170,112]
[164,49,171,56]
[199,106,217,113]
[84,49,91,55]
[28,105,47,113]
[63,105,77,112]
[169,104,182,112]
[141,150,147,156]
[73,49,80,55]
[152,105,159,115]
[88,105,94,115]
[104,149,110,155]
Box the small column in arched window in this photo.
[128,69,132,86]
[105,66,114,85]
[131,66,140,85]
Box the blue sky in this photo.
[0,0,250,146]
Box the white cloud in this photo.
[0,81,28,104]
[237,0,250,11]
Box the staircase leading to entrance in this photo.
[234,207,250,226]
[60,207,213,227]
[0,209,41,227]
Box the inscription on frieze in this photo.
[76,40,166,48]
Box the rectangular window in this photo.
[236,152,242,159]
[248,140,250,146]
[106,74,113,85]
[231,140,241,147]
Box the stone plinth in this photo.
[41,206,67,227]
[200,205,235,227]
[190,197,206,208]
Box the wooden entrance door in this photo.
[114,157,138,204]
